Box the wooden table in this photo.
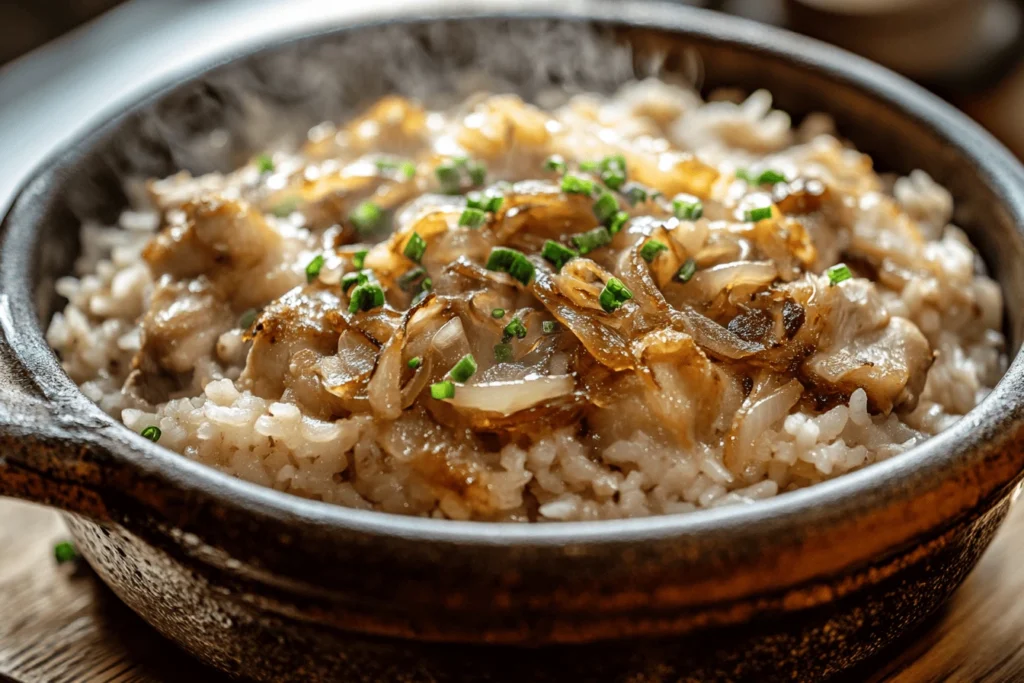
[3,496,1024,683]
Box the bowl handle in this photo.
[0,321,117,522]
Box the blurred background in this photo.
[2,0,1022,158]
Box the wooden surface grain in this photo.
[1,496,1023,683]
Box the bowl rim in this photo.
[4,0,1024,548]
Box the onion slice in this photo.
[445,374,576,416]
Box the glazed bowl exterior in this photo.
[1,3,1024,681]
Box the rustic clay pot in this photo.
[1,4,1023,681]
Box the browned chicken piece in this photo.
[803,278,932,413]
[143,196,297,310]
[241,286,349,415]
[126,278,233,403]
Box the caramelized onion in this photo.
[446,374,576,416]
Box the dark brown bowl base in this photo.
[67,490,1014,683]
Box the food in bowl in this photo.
[47,81,1006,521]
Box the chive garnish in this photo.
[411,277,433,306]
[593,192,619,225]
[430,381,456,400]
[404,232,427,263]
[608,211,629,235]
[544,155,567,173]
[827,263,853,286]
[601,167,626,190]
[622,183,648,206]
[407,356,423,370]
[485,247,535,285]
[435,162,461,193]
[397,266,426,292]
[570,226,612,255]
[353,250,368,269]
[492,308,506,318]
[350,202,383,233]
[459,208,487,229]
[677,257,697,283]
[341,270,371,293]
[141,425,161,442]
[542,320,558,334]
[672,194,703,220]
[466,162,487,187]
[494,343,513,363]
[400,160,417,180]
[448,354,478,383]
[348,282,386,313]
[561,174,595,195]
[502,317,528,343]
[239,308,258,329]
[54,541,79,565]
[599,277,633,313]
[541,240,578,270]
[744,206,773,222]
[579,161,599,172]
[738,168,787,185]
[640,240,668,263]
[305,254,325,283]
[255,154,274,174]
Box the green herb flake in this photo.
[255,154,274,174]
[622,183,648,206]
[608,211,630,235]
[570,226,612,255]
[305,254,325,283]
[491,308,506,318]
[430,380,456,400]
[561,173,595,196]
[448,354,478,383]
[141,425,162,442]
[502,317,528,343]
[541,240,578,270]
[593,192,619,225]
[54,541,79,565]
[599,277,633,313]
[467,162,487,187]
[493,343,513,363]
[826,263,853,286]
[348,282,386,313]
[411,277,433,306]
[407,356,423,370]
[435,161,462,194]
[601,167,626,190]
[459,207,488,229]
[677,257,697,283]
[544,155,567,173]
[350,201,383,233]
[397,266,426,292]
[640,240,668,263]
[757,169,787,185]
[744,205,773,222]
[352,249,369,269]
[239,308,258,329]
[485,247,535,285]
[403,232,427,263]
[341,270,370,293]
[579,160,599,172]
[672,194,703,221]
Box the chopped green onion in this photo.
[350,202,383,233]
[541,240,578,270]
[407,356,422,370]
[255,154,274,174]
[640,240,668,263]
[141,425,161,442]
[600,154,627,173]
[593,192,619,225]
[485,247,535,285]
[544,155,567,173]
[494,343,513,363]
[430,380,456,400]
[599,277,633,313]
[677,257,697,283]
[601,167,626,190]
[503,317,528,343]
[459,208,488,229]
[826,263,853,286]
[403,232,427,263]
[54,541,79,565]
[411,277,433,306]
[448,354,478,383]
[738,168,787,185]
[735,168,755,184]
[579,160,599,172]
[571,226,612,255]
[491,308,506,318]
[466,190,504,213]
[672,194,703,220]
[353,250,368,269]
[466,191,486,210]
[622,183,648,206]
[744,205,773,222]
[305,254,325,283]
[467,162,487,187]
[348,282,386,313]
[270,197,300,217]
[239,308,258,329]
[435,161,461,193]
[561,174,595,195]
[608,211,629,235]
[397,266,426,292]
[400,160,417,180]
[341,270,370,292]
[375,158,398,172]
[484,194,504,213]
[542,320,558,334]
